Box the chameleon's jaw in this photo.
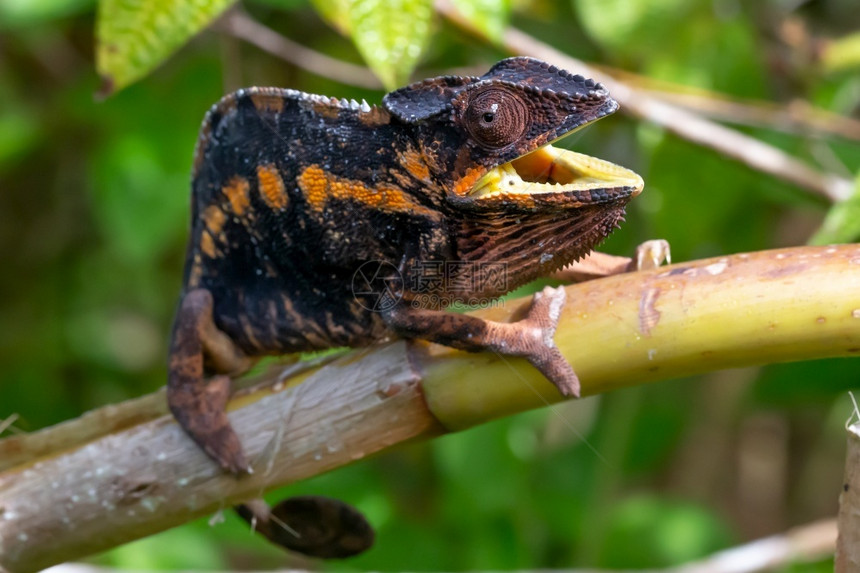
[469,144,643,202]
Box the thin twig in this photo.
[597,67,860,143]
[39,519,837,572]
[836,423,860,570]
[641,90,860,144]
[216,10,383,90]
[0,414,18,437]
[675,519,835,572]
[435,0,854,203]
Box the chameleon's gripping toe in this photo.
[634,239,671,271]
[235,496,375,559]
[386,286,581,398]
[516,287,580,398]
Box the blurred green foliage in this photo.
[1,0,859,569]
[96,0,235,94]
[309,0,435,89]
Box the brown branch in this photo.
[435,0,854,203]
[678,519,835,572]
[836,418,860,570]
[33,518,839,573]
[2,245,860,571]
[640,91,860,144]
[595,66,860,143]
[0,344,438,572]
[215,10,383,90]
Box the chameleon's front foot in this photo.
[518,286,580,397]
[386,285,580,398]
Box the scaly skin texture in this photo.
[168,57,642,557]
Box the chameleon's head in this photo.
[384,57,644,293]
[383,57,643,211]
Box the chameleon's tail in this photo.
[235,497,375,559]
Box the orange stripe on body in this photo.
[297,165,434,216]
[202,205,226,235]
[402,149,431,181]
[256,164,289,210]
[200,231,217,258]
[222,176,251,216]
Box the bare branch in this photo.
[676,519,835,573]
[3,245,860,571]
[639,90,860,144]
[1,343,437,572]
[216,10,383,90]
[596,67,860,143]
[40,519,838,573]
[837,420,860,570]
[435,0,854,203]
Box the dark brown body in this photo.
[185,89,437,353]
[183,84,628,357]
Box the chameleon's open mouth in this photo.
[469,144,644,200]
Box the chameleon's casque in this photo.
[169,57,643,557]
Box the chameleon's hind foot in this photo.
[168,374,250,474]
[168,288,252,474]
[235,496,374,559]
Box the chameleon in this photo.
[168,57,644,556]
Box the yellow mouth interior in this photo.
[469,145,644,199]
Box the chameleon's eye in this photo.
[465,88,528,148]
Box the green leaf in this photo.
[823,31,860,74]
[0,0,94,28]
[96,0,235,95]
[573,0,686,53]
[309,0,351,34]
[0,109,40,166]
[311,0,433,90]
[449,0,510,43]
[599,495,731,567]
[350,0,433,89]
[810,171,860,245]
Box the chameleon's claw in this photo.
[551,239,671,283]
[635,239,671,271]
